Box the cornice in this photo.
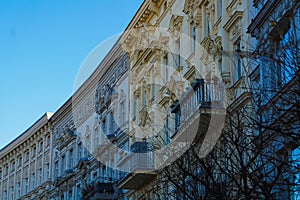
[223,10,243,31]
[0,113,52,159]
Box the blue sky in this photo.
[0,0,143,149]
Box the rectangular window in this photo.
[46,135,50,146]
[61,155,65,175]
[218,0,222,18]
[192,25,196,52]
[18,156,22,166]
[32,146,36,157]
[134,98,137,118]
[102,119,107,135]
[39,141,43,152]
[54,161,58,178]
[235,40,242,80]
[77,184,81,199]
[69,149,73,169]
[78,143,82,159]
[205,11,210,35]
[38,168,42,186]
[31,173,35,190]
[3,190,7,200]
[11,161,15,172]
[163,54,169,82]
[175,110,181,132]
[17,182,21,198]
[26,151,29,161]
[10,186,14,200]
[177,39,181,67]
[151,75,156,100]
[45,163,50,181]
[143,87,147,107]
[93,172,97,181]
[68,190,73,200]
[120,102,125,125]
[24,178,28,194]
[165,117,169,144]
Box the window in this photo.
[39,141,43,152]
[54,161,58,178]
[11,161,15,172]
[112,114,117,133]
[38,168,42,186]
[77,184,81,199]
[32,146,36,157]
[5,165,8,175]
[163,1,167,11]
[205,10,210,35]
[24,178,28,194]
[10,186,14,200]
[142,87,147,107]
[3,190,7,200]
[25,151,29,161]
[46,135,50,146]
[175,110,181,132]
[134,97,137,118]
[235,40,242,81]
[165,117,170,144]
[78,142,82,159]
[0,169,2,180]
[31,173,35,190]
[18,156,22,166]
[95,127,100,146]
[45,163,50,181]
[68,190,73,200]
[218,0,222,18]
[177,39,181,67]
[17,182,21,199]
[61,155,65,175]
[69,149,73,169]
[102,118,107,135]
[120,101,126,125]
[93,172,97,181]
[191,25,196,52]
[163,54,169,82]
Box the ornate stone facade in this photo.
[0,113,53,200]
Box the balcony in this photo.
[82,177,115,200]
[118,142,156,189]
[170,78,225,143]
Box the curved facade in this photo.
[1,0,299,200]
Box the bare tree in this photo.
[153,8,300,200]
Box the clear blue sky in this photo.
[0,0,143,149]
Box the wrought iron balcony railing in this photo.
[171,78,224,134]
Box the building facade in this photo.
[248,0,300,198]
[117,0,254,199]
[0,113,53,200]
[1,0,299,200]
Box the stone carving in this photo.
[232,24,242,39]
[201,35,222,58]
[169,15,184,40]
[95,55,128,114]
[183,0,203,25]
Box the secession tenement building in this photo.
[0,113,53,200]
[1,0,299,199]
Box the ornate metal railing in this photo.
[171,78,224,134]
